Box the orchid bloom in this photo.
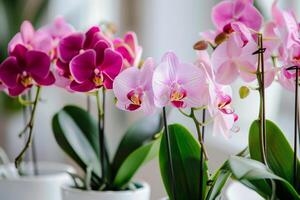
[40,17,75,60]
[209,83,238,138]
[211,33,257,84]
[8,21,52,55]
[212,0,263,32]
[152,52,208,108]
[196,50,238,137]
[0,44,54,96]
[55,26,110,89]
[113,32,142,69]
[113,58,156,113]
[69,41,122,92]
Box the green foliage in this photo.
[52,105,162,190]
[227,119,300,199]
[159,124,209,200]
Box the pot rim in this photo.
[62,181,150,195]
[0,161,74,182]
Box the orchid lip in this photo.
[126,89,143,111]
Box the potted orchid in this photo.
[51,23,162,200]
[0,18,76,200]
[156,0,300,199]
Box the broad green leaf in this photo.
[205,147,249,200]
[159,124,208,200]
[228,156,300,200]
[52,105,101,179]
[112,134,162,188]
[112,114,162,174]
[205,169,230,200]
[249,120,300,190]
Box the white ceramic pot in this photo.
[62,182,150,200]
[0,162,74,200]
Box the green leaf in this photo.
[52,105,101,178]
[112,134,162,188]
[205,148,249,200]
[205,169,230,200]
[159,124,208,200]
[112,114,162,174]
[228,156,300,200]
[249,120,300,190]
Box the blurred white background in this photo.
[0,0,300,199]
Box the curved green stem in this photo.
[15,86,41,168]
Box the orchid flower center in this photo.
[126,89,143,111]
[19,71,33,87]
[217,94,234,114]
[169,84,187,108]
[93,68,103,87]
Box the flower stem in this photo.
[191,108,208,160]
[162,107,177,200]
[96,88,107,188]
[293,67,299,188]
[255,33,267,165]
[15,86,41,170]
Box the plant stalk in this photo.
[96,89,107,185]
[200,109,206,200]
[255,33,267,165]
[293,67,299,188]
[162,107,177,200]
[15,87,41,170]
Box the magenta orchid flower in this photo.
[8,21,52,55]
[55,26,111,89]
[113,58,155,113]
[69,41,122,92]
[212,0,263,32]
[0,44,54,96]
[152,52,208,108]
[113,32,142,69]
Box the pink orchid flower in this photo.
[211,33,258,84]
[69,41,123,92]
[113,58,155,113]
[278,44,300,91]
[40,16,75,60]
[271,0,300,50]
[196,53,238,137]
[8,21,52,55]
[55,26,110,89]
[212,0,263,32]
[152,52,208,108]
[113,32,142,69]
[208,83,238,138]
[0,44,54,96]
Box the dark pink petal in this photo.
[0,57,21,88]
[94,40,110,66]
[102,73,113,89]
[100,49,122,81]
[83,26,100,49]
[33,72,55,86]
[124,32,138,52]
[25,50,51,78]
[8,84,27,96]
[10,44,28,66]
[56,59,70,73]
[70,80,95,92]
[58,33,84,63]
[70,50,95,83]
[115,45,134,65]
[126,104,141,111]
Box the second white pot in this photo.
[62,182,151,200]
[0,162,74,200]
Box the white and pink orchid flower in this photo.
[113,58,156,114]
[152,52,209,108]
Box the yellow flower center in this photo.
[170,90,185,101]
